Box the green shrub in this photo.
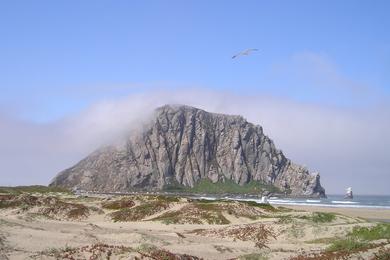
[327,238,367,252]
[155,195,180,202]
[110,201,170,222]
[238,253,268,260]
[277,214,294,224]
[302,212,336,223]
[306,237,338,244]
[241,201,278,212]
[349,223,390,241]
[325,223,390,254]
[152,202,230,225]
[102,199,135,210]
[0,200,19,209]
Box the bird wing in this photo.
[232,48,258,59]
[232,53,242,59]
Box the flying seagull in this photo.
[232,48,259,59]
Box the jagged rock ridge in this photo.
[50,105,326,197]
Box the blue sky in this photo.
[0,1,389,194]
[1,0,389,121]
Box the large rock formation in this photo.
[50,105,326,197]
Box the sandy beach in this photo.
[1,192,389,259]
[283,205,390,222]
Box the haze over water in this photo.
[196,195,390,209]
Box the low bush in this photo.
[326,238,368,252]
[373,247,390,260]
[349,223,390,241]
[302,212,336,223]
[153,202,230,225]
[110,200,170,222]
[101,199,135,210]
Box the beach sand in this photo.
[283,205,390,222]
[0,193,389,259]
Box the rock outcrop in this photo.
[50,105,326,197]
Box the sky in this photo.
[0,0,389,194]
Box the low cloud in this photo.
[1,88,389,194]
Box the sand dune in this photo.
[0,193,389,259]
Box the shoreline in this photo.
[69,191,390,211]
[282,204,390,221]
[268,202,390,210]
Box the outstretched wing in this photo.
[246,48,258,54]
[232,48,258,59]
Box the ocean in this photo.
[194,194,390,209]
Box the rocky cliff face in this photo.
[50,105,326,197]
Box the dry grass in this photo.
[109,200,171,222]
[152,203,230,225]
[39,200,91,220]
[101,198,135,210]
[240,201,278,212]
[194,223,276,248]
[135,243,202,260]
[0,194,93,220]
[0,194,38,209]
[153,201,269,225]
[221,201,267,219]
[289,242,389,260]
[39,243,134,260]
[373,246,390,260]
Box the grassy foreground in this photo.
[1,189,389,259]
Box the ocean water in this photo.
[195,194,390,209]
